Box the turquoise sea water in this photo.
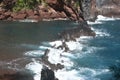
[74,19,120,80]
[0,17,120,80]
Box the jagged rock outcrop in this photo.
[80,0,98,21]
[41,66,56,80]
[59,22,95,41]
[96,0,120,18]
[41,49,64,70]
[80,0,120,21]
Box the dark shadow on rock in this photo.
[41,66,55,80]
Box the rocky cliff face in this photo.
[96,0,120,18]
[0,0,84,22]
[81,0,120,21]
[80,0,97,21]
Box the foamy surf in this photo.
[24,37,103,80]
[55,69,84,80]
[25,37,110,80]
[87,15,120,25]
[25,50,44,57]
[25,39,86,80]
[25,59,42,80]
[24,18,113,80]
[19,19,38,22]
[91,27,110,37]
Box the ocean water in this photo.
[0,16,120,80]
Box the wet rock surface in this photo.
[41,66,56,80]
[41,49,64,70]
[59,21,95,41]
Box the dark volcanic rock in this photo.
[80,0,98,21]
[59,22,95,41]
[41,49,64,70]
[41,66,55,80]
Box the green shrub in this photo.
[13,0,39,12]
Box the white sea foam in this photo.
[25,50,44,57]
[24,36,109,80]
[97,15,116,21]
[55,69,84,80]
[91,27,110,37]
[19,19,38,22]
[24,40,109,80]
[66,41,83,51]
[25,59,42,80]
[24,25,110,80]
[46,48,74,67]
[79,67,110,77]
[50,39,85,51]
[87,21,102,25]
[49,40,62,48]
[55,68,109,80]
[88,15,120,25]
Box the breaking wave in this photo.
[24,15,114,80]
[87,15,120,25]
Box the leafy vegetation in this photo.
[0,0,82,12]
[13,0,39,12]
